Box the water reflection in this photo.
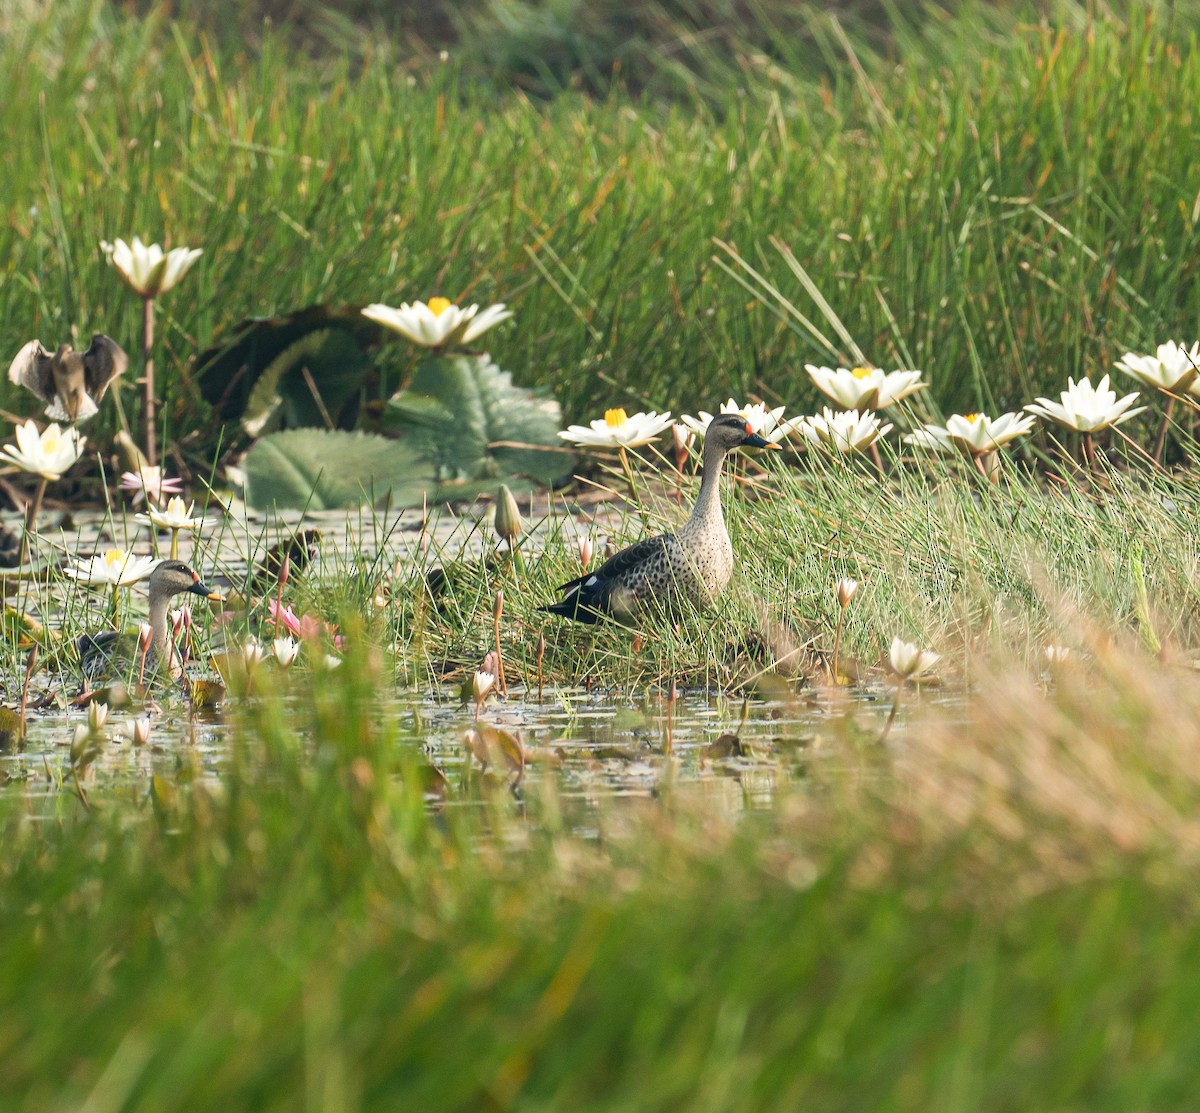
[4,683,926,825]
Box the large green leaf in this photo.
[242,329,369,436]
[382,355,574,487]
[196,304,378,425]
[242,429,435,511]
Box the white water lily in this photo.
[362,297,512,348]
[126,716,152,746]
[558,407,674,448]
[242,640,266,670]
[64,547,156,587]
[87,701,109,733]
[138,496,201,532]
[1115,341,1200,393]
[1024,375,1144,433]
[2,420,84,480]
[473,670,497,704]
[905,412,1035,457]
[102,237,202,299]
[805,365,926,410]
[272,636,300,668]
[887,637,940,680]
[794,408,893,454]
[679,399,801,441]
[836,577,858,609]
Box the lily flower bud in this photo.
[494,484,523,544]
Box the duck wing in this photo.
[542,534,671,624]
[7,340,56,403]
[81,334,128,402]
[73,631,125,683]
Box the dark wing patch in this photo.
[565,534,668,592]
[81,334,128,401]
[543,534,670,624]
[7,340,56,402]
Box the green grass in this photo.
[3,0,1200,470]
[6,628,1200,1109]
[8,2,1200,1106]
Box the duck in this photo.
[542,413,780,624]
[75,560,221,684]
[8,334,128,423]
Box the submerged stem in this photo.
[18,475,49,568]
[831,610,846,685]
[879,685,902,745]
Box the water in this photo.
[3,679,916,826]
[1,504,951,823]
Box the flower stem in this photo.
[170,528,179,561]
[1081,431,1095,471]
[831,609,846,685]
[879,684,902,745]
[111,584,121,631]
[18,476,48,568]
[1151,396,1176,466]
[142,296,157,467]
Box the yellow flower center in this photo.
[43,431,60,452]
[427,296,453,317]
[963,413,982,424]
[102,548,127,568]
[851,367,875,380]
[604,408,629,428]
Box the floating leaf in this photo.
[0,706,22,753]
[242,429,435,511]
[463,723,525,784]
[384,354,574,488]
[188,680,226,710]
[704,732,745,760]
[196,304,378,423]
[242,329,369,436]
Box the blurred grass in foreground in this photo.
[1,0,1199,464]
[4,626,1200,1108]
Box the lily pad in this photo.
[383,354,574,487]
[196,304,378,424]
[242,429,435,511]
[242,329,369,436]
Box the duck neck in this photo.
[688,440,731,528]
[147,590,174,668]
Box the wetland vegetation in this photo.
[4,0,1200,1108]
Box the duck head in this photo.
[151,559,223,601]
[704,412,782,453]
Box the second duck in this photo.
[543,413,780,624]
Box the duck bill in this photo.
[743,432,781,450]
[189,579,223,601]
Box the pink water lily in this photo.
[267,598,345,648]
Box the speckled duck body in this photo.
[543,415,776,624]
